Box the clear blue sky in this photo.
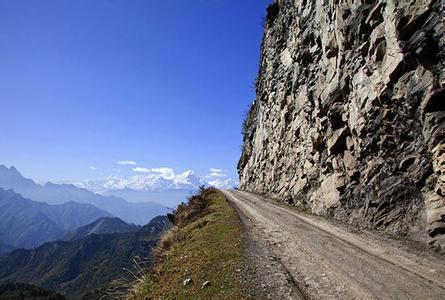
[0,0,271,182]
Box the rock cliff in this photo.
[238,0,444,249]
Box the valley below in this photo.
[0,215,171,298]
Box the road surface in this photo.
[224,190,445,299]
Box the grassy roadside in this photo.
[127,188,245,299]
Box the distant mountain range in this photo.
[73,170,207,193]
[0,165,171,225]
[63,217,139,241]
[0,188,111,249]
[0,216,171,298]
[67,172,238,206]
[207,178,239,190]
[73,172,238,192]
[0,241,14,256]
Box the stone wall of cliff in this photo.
[238,0,444,249]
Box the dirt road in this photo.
[224,190,445,299]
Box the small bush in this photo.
[152,227,183,262]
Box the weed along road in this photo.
[224,190,445,299]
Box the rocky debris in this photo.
[201,281,211,289]
[183,278,193,286]
[238,0,445,249]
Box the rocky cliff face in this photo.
[238,0,444,249]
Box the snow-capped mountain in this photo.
[72,170,237,194]
[208,178,239,190]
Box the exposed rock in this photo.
[238,0,444,248]
[201,281,211,289]
[183,278,193,286]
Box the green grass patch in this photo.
[128,188,245,299]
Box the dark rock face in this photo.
[238,0,444,249]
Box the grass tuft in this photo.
[126,188,245,299]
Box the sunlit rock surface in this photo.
[239,0,444,249]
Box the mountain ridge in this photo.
[0,216,171,297]
[0,241,15,256]
[69,172,238,194]
[0,165,171,225]
[65,171,238,207]
[0,187,111,249]
[63,217,139,241]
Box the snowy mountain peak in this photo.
[208,178,239,190]
[70,171,236,194]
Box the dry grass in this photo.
[126,188,245,299]
[151,226,183,262]
[152,187,216,262]
[168,187,215,228]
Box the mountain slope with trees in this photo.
[0,188,110,249]
[0,216,171,298]
[63,217,139,241]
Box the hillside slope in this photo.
[0,216,171,298]
[128,188,247,299]
[63,217,139,241]
[0,188,111,249]
[0,165,170,225]
[0,283,65,300]
[238,0,444,248]
[0,241,14,256]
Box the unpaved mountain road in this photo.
[224,190,445,299]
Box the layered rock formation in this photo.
[238,0,444,249]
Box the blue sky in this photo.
[0,0,271,182]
